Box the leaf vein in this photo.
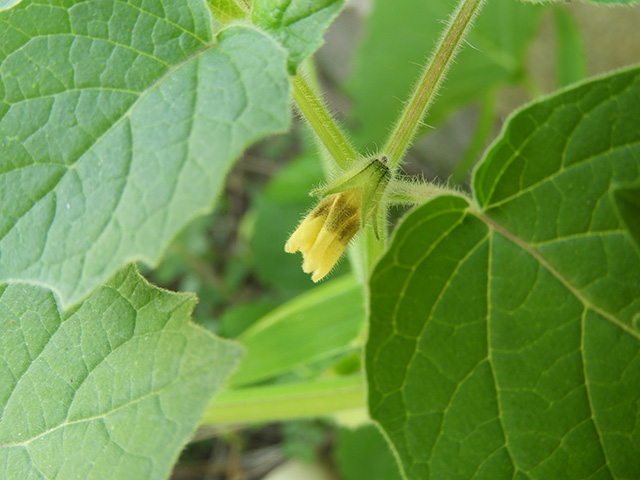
[486,231,520,476]
[477,211,639,341]
[580,307,614,476]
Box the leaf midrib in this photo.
[1,330,225,449]
[474,208,639,340]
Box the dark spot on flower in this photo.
[337,214,360,242]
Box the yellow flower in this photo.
[285,156,391,282]
[285,190,361,282]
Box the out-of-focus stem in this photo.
[201,375,365,424]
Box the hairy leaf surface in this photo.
[0,267,242,480]
[367,67,640,479]
[0,0,290,307]
[252,0,344,72]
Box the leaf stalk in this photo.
[291,73,359,170]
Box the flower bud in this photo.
[285,157,390,281]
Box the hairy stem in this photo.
[292,73,359,170]
[387,178,458,205]
[383,0,485,170]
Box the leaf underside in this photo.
[252,0,344,72]
[0,266,242,480]
[367,67,640,479]
[0,0,290,307]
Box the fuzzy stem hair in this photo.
[383,0,486,170]
[291,71,359,170]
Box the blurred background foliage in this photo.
[138,0,640,478]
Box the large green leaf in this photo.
[367,67,640,479]
[252,0,344,72]
[346,0,542,149]
[0,266,242,480]
[613,181,640,252]
[0,0,290,307]
[229,274,364,387]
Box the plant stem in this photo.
[364,223,385,273]
[553,5,586,89]
[201,375,366,424]
[292,73,359,170]
[386,179,458,205]
[383,0,485,170]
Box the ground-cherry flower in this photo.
[285,157,390,282]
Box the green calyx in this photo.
[311,155,456,241]
[312,156,392,239]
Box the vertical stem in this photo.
[553,6,586,88]
[383,0,485,170]
[364,227,385,277]
[291,73,359,170]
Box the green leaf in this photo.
[334,425,403,480]
[0,266,242,480]
[346,0,543,149]
[206,0,248,23]
[613,181,640,252]
[229,275,364,387]
[252,0,344,72]
[0,0,291,308]
[367,67,640,479]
